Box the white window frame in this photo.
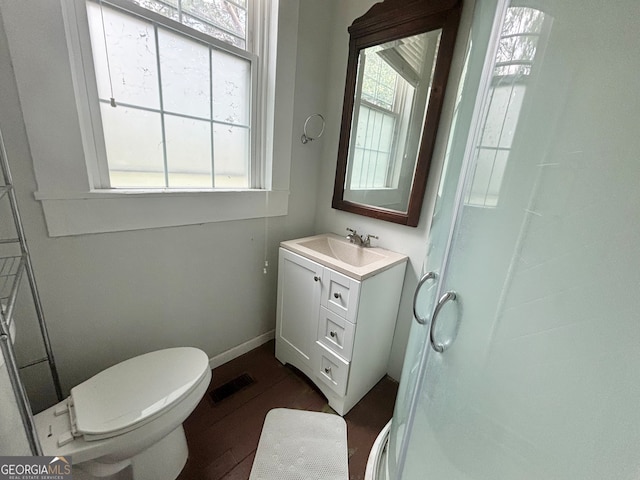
[0,0,298,236]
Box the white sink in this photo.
[298,236,385,267]
[281,233,407,280]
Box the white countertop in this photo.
[280,233,408,280]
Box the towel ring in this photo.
[301,114,325,144]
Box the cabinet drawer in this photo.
[315,342,349,396]
[317,307,355,361]
[321,269,360,323]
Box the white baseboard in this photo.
[208,330,275,370]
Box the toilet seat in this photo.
[35,346,212,476]
[61,347,210,443]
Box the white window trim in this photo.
[0,0,298,237]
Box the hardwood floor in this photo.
[177,340,398,480]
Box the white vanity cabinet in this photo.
[275,239,407,415]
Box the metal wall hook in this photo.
[301,113,325,144]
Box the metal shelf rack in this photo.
[0,126,63,455]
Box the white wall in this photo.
[0,0,331,404]
[313,0,471,379]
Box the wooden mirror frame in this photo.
[332,0,463,226]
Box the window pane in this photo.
[211,49,250,125]
[481,82,526,148]
[350,105,396,189]
[481,86,510,148]
[372,152,389,187]
[498,83,525,148]
[486,150,509,204]
[183,13,245,49]
[495,8,546,77]
[213,124,249,188]
[379,112,395,152]
[131,0,248,50]
[165,115,212,188]
[87,3,160,109]
[131,0,179,21]
[350,149,364,188]
[100,105,165,188]
[361,47,398,110]
[467,148,509,207]
[158,28,210,118]
[182,0,246,39]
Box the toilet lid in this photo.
[70,347,209,439]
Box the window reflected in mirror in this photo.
[345,29,442,214]
[465,7,549,207]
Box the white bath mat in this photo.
[249,408,349,480]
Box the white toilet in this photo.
[34,347,211,480]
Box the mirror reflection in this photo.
[344,29,442,213]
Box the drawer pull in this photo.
[324,367,332,375]
[314,275,321,282]
[333,292,342,299]
[329,331,337,338]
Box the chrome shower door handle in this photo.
[413,271,437,325]
[430,291,457,353]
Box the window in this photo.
[86,0,256,189]
[348,31,440,194]
[3,0,295,236]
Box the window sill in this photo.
[34,189,289,237]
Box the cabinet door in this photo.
[277,249,323,366]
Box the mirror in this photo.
[333,0,463,226]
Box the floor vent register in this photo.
[210,373,255,403]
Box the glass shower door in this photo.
[386,0,500,476]
[398,0,640,478]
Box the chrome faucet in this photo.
[346,227,364,246]
[346,228,378,247]
[363,233,379,247]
